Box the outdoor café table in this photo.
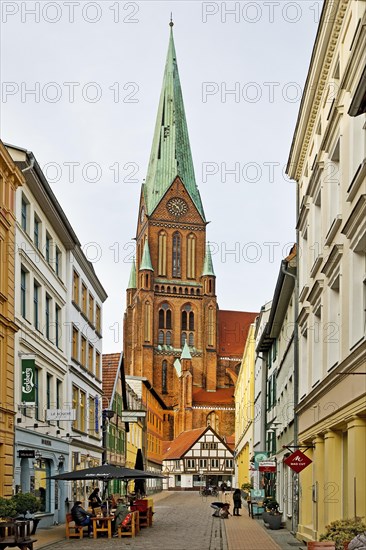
[90,516,113,539]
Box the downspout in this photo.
[21,154,35,173]
[281,198,300,533]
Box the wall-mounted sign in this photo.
[254,451,268,470]
[121,411,146,421]
[21,358,35,403]
[258,461,277,473]
[18,450,35,458]
[46,409,76,421]
[284,450,312,473]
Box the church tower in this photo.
[124,24,228,437]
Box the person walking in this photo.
[233,489,242,516]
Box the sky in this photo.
[1,0,322,352]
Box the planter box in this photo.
[265,514,282,530]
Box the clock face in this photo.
[167,197,188,217]
[140,207,145,223]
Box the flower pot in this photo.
[265,514,282,530]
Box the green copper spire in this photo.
[143,25,205,221]
[181,340,192,359]
[202,243,215,276]
[139,240,154,271]
[127,258,137,288]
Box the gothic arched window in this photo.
[166,331,172,346]
[172,232,181,278]
[158,231,167,276]
[181,311,187,330]
[189,332,194,346]
[189,311,194,331]
[158,330,164,344]
[166,309,172,329]
[187,233,196,279]
[144,301,151,342]
[158,304,172,344]
[181,332,187,347]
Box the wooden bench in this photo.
[65,513,84,539]
[0,521,36,550]
[117,511,138,538]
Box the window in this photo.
[96,304,101,333]
[199,459,207,469]
[187,234,196,278]
[181,332,187,347]
[95,351,101,379]
[73,271,80,305]
[158,231,167,276]
[158,304,172,344]
[89,294,94,324]
[56,379,62,427]
[45,294,51,340]
[225,459,233,469]
[55,304,61,348]
[33,282,40,329]
[189,332,194,346]
[158,330,164,344]
[88,344,94,373]
[81,336,87,367]
[211,459,219,468]
[21,268,27,318]
[21,196,28,232]
[72,385,78,429]
[166,331,172,345]
[162,360,167,393]
[45,233,51,263]
[80,391,86,432]
[82,284,87,315]
[172,232,181,277]
[72,326,79,361]
[144,301,151,341]
[89,396,95,435]
[187,459,195,469]
[34,216,40,249]
[181,305,193,346]
[55,247,61,277]
[46,373,52,411]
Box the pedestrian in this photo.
[88,488,102,511]
[220,503,231,519]
[71,501,93,537]
[220,482,227,496]
[232,489,242,516]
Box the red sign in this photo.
[258,461,276,473]
[284,450,312,473]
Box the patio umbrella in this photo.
[49,463,165,481]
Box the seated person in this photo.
[88,488,102,511]
[220,503,231,519]
[113,499,130,537]
[71,501,93,537]
[211,501,225,517]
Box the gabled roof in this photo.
[102,353,121,404]
[163,426,234,460]
[223,434,235,452]
[192,387,235,405]
[218,310,258,358]
[143,27,205,220]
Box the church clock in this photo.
[167,197,188,217]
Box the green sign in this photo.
[254,451,268,470]
[21,359,35,403]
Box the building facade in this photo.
[7,144,107,525]
[287,0,366,541]
[123,26,256,442]
[234,323,256,490]
[0,141,24,497]
[162,426,234,491]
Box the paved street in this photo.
[35,492,305,550]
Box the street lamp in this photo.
[102,409,115,464]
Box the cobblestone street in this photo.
[47,493,227,550]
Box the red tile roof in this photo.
[192,387,235,405]
[102,353,121,402]
[224,434,235,452]
[218,310,258,358]
[163,427,207,460]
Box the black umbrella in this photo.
[49,463,165,481]
[134,449,145,497]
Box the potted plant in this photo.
[11,493,41,534]
[241,483,252,500]
[0,497,17,522]
[262,498,282,530]
[319,517,366,550]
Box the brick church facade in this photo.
[123,25,257,442]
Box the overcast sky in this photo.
[2,1,321,351]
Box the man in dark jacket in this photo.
[71,501,93,537]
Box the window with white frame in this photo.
[186,459,195,469]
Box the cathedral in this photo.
[123,24,257,442]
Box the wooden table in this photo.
[90,517,113,539]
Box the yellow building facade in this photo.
[234,323,256,489]
[0,141,24,497]
[287,0,366,541]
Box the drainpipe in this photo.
[21,154,35,173]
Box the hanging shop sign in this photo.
[21,358,36,404]
[258,460,277,473]
[284,450,312,473]
[46,409,76,421]
[18,450,35,458]
[253,451,268,470]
